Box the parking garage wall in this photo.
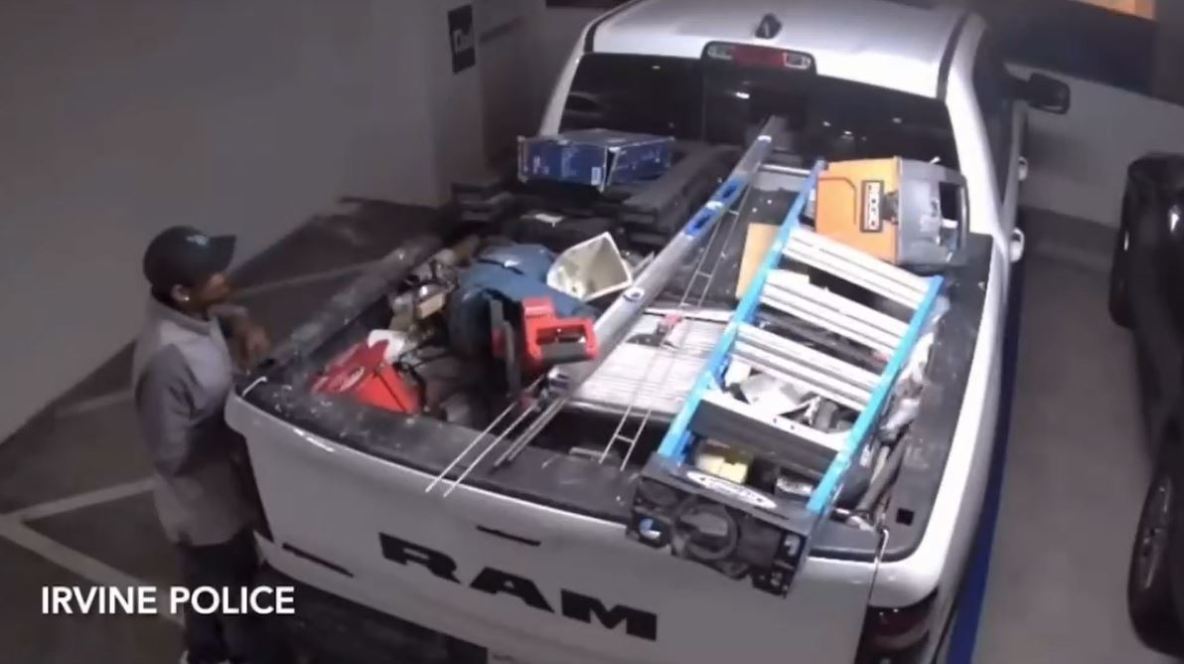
[0,1,482,441]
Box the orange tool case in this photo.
[815,157,968,269]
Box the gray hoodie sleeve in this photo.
[135,346,199,477]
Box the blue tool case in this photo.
[518,129,674,190]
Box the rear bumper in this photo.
[257,562,485,664]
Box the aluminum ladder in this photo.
[629,161,944,595]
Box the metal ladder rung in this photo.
[733,341,869,411]
[612,433,642,446]
[785,241,923,311]
[737,323,879,391]
[600,427,643,465]
[759,287,898,356]
[790,226,929,295]
[785,231,926,308]
[766,271,909,339]
[691,389,843,479]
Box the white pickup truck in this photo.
[225,1,1070,662]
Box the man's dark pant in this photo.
[177,529,282,664]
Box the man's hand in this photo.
[231,320,271,370]
[210,304,271,370]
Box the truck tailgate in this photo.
[228,397,880,664]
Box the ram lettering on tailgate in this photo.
[380,533,658,641]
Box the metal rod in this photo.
[598,198,737,465]
[492,398,564,467]
[441,401,541,497]
[425,376,544,493]
[616,178,759,470]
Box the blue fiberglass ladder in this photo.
[627,161,944,596]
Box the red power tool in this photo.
[310,339,422,413]
[490,296,598,393]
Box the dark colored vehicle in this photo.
[1109,157,1184,655]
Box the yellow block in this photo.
[695,441,752,484]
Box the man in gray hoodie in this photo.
[132,226,277,664]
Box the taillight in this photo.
[703,41,815,72]
[854,591,938,664]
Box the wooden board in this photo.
[735,223,779,299]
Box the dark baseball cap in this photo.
[142,226,236,293]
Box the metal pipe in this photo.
[617,181,757,470]
[426,376,544,493]
[442,402,541,497]
[854,437,908,514]
[598,190,742,466]
[492,399,563,467]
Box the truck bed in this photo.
[237,227,988,563]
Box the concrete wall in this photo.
[426,1,488,195]
[476,0,539,160]
[0,0,528,441]
[0,0,605,441]
[475,0,598,156]
[1152,0,1184,104]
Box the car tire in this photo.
[1109,183,1138,327]
[1128,442,1184,656]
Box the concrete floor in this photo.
[974,212,1174,664]
[0,200,438,663]
[0,205,1172,663]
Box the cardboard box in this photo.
[518,129,674,191]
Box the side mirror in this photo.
[1024,73,1071,114]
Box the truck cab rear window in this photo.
[562,54,704,138]
[563,53,959,170]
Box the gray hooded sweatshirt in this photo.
[131,297,253,546]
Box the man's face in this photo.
[173,272,232,313]
[193,272,233,307]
